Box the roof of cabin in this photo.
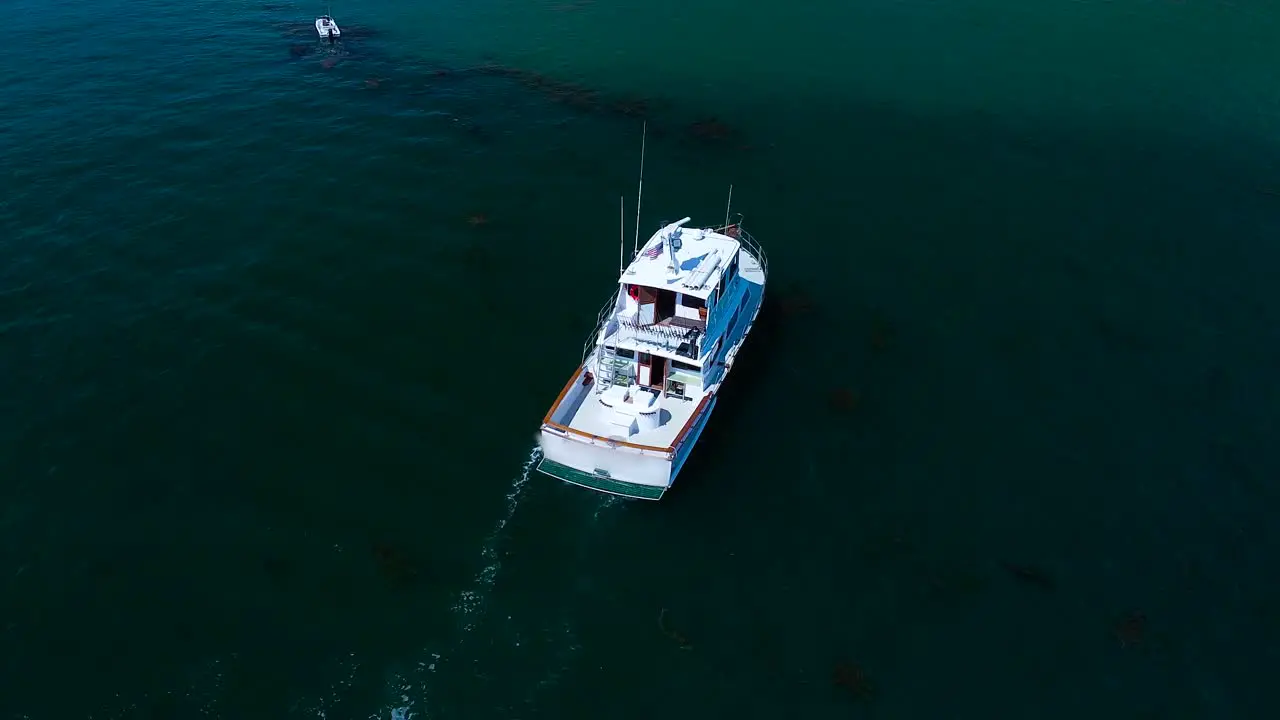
[619,220,739,299]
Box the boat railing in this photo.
[650,215,767,279]
[547,424,675,459]
[668,394,713,456]
[712,215,768,279]
[580,295,618,366]
[614,318,702,359]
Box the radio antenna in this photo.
[632,122,647,258]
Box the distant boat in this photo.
[315,13,340,41]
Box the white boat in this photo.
[536,175,768,500]
[315,14,340,40]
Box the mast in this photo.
[723,184,734,228]
[632,122,646,259]
[619,196,625,276]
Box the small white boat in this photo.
[316,14,340,40]
[536,134,768,500]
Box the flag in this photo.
[642,241,664,259]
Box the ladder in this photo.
[595,345,631,392]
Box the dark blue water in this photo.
[2,1,1278,718]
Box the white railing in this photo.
[613,318,701,359]
[580,295,618,366]
[713,213,768,280]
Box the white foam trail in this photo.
[386,446,537,714]
[520,617,584,706]
[374,668,421,720]
[382,444,619,716]
[100,446,550,720]
[298,653,361,719]
[450,444,541,632]
[591,493,627,523]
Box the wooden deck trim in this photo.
[544,421,665,453]
[542,367,671,455]
[542,368,584,426]
[665,395,712,453]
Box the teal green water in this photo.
[3,1,1278,717]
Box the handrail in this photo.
[612,319,701,359]
[542,368,585,426]
[653,215,766,279]
[667,394,712,454]
[580,293,619,366]
[737,228,769,278]
[544,421,673,458]
[712,214,768,280]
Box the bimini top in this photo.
[621,218,740,299]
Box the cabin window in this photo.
[671,360,699,372]
[676,292,708,325]
[614,347,635,359]
[722,257,737,287]
[656,289,677,323]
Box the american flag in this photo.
[642,240,664,259]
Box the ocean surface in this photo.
[2,0,1278,717]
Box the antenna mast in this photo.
[632,122,646,258]
[723,184,734,228]
[619,196,625,275]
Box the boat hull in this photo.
[535,457,668,500]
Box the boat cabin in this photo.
[596,218,746,401]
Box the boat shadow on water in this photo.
[661,288,787,501]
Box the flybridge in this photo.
[622,218,740,299]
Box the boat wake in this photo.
[305,445,544,720]
[591,492,628,522]
[450,443,542,633]
[115,445,625,720]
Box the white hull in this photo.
[316,16,340,38]
[537,221,766,500]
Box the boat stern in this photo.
[537,424,673,500]
[535,455,668,501]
